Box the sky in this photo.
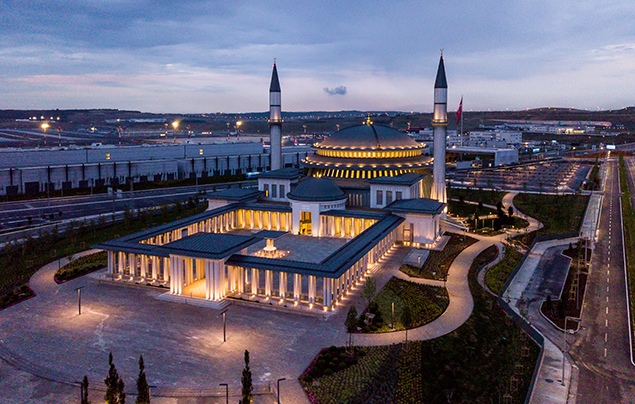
[1,0,634,113]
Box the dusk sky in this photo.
[1,0,634,113]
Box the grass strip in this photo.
[486,248,524,295]
[618,155,635,352]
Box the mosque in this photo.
[95,56,452,312]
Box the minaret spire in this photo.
[269,61,282,170]
[432,53,448,204]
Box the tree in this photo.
[136,355,150,404]
[508,206,514,217]
[402,304,413,351]
[362,277,377,307]
[104,352,125,404]
[239,350,253,404]
[345,306,358,353]
[81,375,90,404]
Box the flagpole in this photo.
[460,95,464,146]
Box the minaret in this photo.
[431,54,448,204]
[269,62,282,171]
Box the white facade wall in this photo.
[258,178,295,202]
[370,181,423,209]
[396,213,440,245]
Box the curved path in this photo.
[0,192,544,403]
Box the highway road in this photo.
[568,157,635,402]
[0,181,256,243]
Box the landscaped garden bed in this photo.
[360,277,449,333]
[302,246,540,403]
[485,248,523,295]
[399,234,477,280]
[55,251,108,283]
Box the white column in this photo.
[151,256,158,280]
[265,270,273,298]
[251,268,259,295]
[205,260,213,300]
[128,253,136,278]
[293,274,301,302]
[308,276,316,304]
[107,251,114,276]
[140,256,147,278]
[323,277,332,308]
[279,272,287,301]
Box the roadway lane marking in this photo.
[607,286,610,292]
[606,319,609,327]
[607,296,609,302]
[605,348,608,357]
[606,307,609,314]
[605,333,608,342]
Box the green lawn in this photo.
[302,244,539,404]
[619,155,635,353]
[485,248,524,295]
[513,193,589,236]
[363,277,449,333]
[400,235,478,280]
[447,188,506,207]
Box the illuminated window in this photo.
[199,148,203,155]
[106,153,111,160]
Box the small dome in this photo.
[318,124,422,151]
[287,177,346,202]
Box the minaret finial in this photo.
[274,57,276,65]
[440,49,444,57]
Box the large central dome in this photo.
[303,123,431,180]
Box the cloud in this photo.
[324,86,347,96]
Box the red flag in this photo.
[456,96,463,125]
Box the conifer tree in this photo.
[239,350,253,404]
[104,352,126,404]
[136,355,150,404]
[81,375,90,404]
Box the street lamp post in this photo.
[562,316,581,386]
[172,121,179,142]
[221,309,228,342]
[75,286,85,315]
[41,123,49,147]
[277,378,286,404]
[219,383,228,404]
[391,301,394,329]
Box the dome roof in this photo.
[317,124,422,151]
[287,177,347,202]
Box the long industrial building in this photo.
[0,142,313,196]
